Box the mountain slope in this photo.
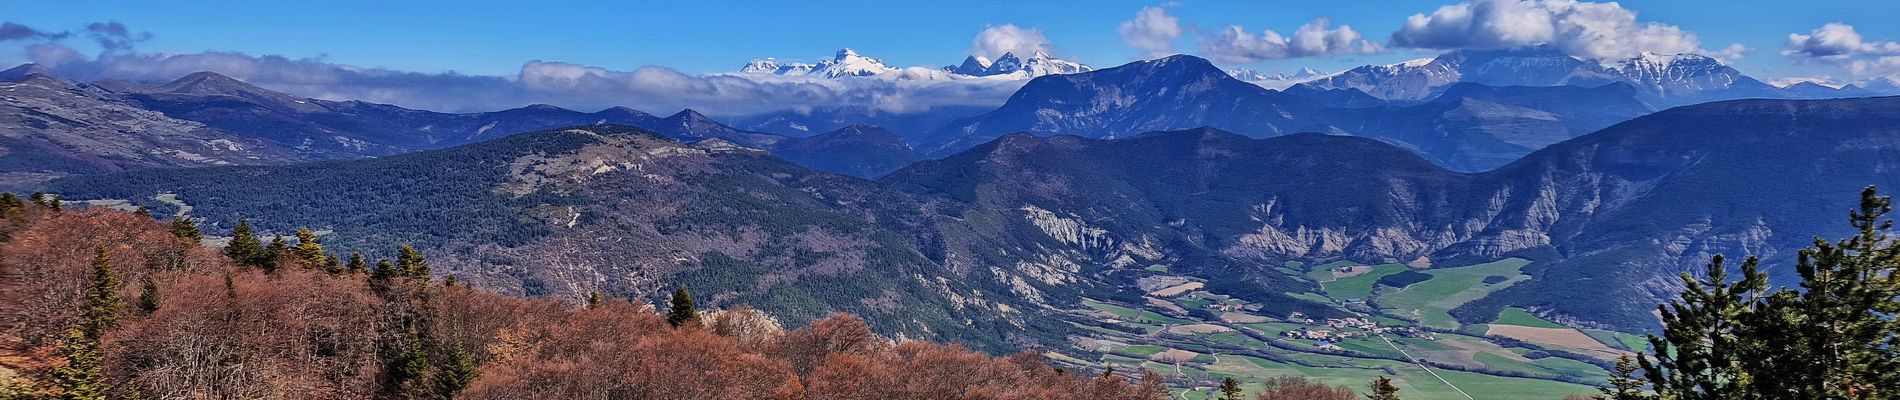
[767,125,923,178]
[43,125,1108,348]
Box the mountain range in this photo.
[44,94,1900,341]
[738,48,1092,80]
[0,64,926,184]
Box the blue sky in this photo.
[6,0,1897,78]
[5,0,1899,116]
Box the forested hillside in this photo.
[0,199,1170,399]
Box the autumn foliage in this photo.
[0,204,1168,399]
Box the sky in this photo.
[4,0,1899,114]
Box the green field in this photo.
[1375,258,1533,329]
[1305,260,1358,283]
[1492,307,1566,329]
[1586,329,1651,352]
[1320,263,1408,300]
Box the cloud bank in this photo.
[1782,23,1900,79]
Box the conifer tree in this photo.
[1597,355,1651,400]
[324,254,343,275]
[435,344,480,399]
[294,228,326,269]
[346,252,368,275]
[132,204,151,218]
[28,192,44,205]
[667,287,699,327]
[56,246,123,400]
[224,218,265,268]
[263,235,289,273]
[586,291,604,309]
[169,217,201,244]
[1366,376,1400,400]
[79,246,123,338]
[396,244,430,281]
[0,192,21,215]
[1217,376,1243,400]
[136,276,161,315]
[1638,254,1766,400]
[373,259,397,280]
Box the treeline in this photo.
[0,197,1170,400]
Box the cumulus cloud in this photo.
[27,41,1028,115]
[970,24,1054,58]
[1389,0,1703,60]
[0,22,69,41]
[1706,43,1751,63]
[1779,23,1900,79]
[1119,6,1182,58]
[1783,23,1900,59]
[1197,18,1382,64]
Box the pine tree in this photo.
[52,328,106,400]
[56,246,124,400]
[435,344,480,399]
[132,204,151,218]
[667,287,699,327]
[79,246,123,338]
[1366,376,1400,400]
[169,217,201,244]
[136,276,161,315]
[373,259,397,280]
[396,244,430,281]
[347,252,369,275]
[586,291,604,309]
[1741,186,1900,398]
[1218,376,1243,400]
[1598,355,1651,400]
[294,228,326,269]
[323,254,343,275]
[1638,254,1766,400]
[263,235,289,273]
[0,192,22,215]
[224,218,265,268]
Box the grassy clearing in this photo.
[1375,258,1532,329]
[1321,263,1407,300]
[1306,260,1357,283]
[1585,329,1651,352]
[1492,307,1566,329]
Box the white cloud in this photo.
[1389,0,1702,60]
[970,24,1054,59]
[1120,6,1183,58]
[1783,23,1900,59]
[1707,43,1751,63]
[1197,18,1381,64]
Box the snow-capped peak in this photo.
[815,48,894,78]
[978,51,1091,78]
[734,48,1089,81]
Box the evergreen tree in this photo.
[132,204,151,218]
[373,259,398,280]
[56,246,124,400]
[667,287,699,327]
[28,192,44,205]
[52,328,106,400]
[586,291,604,309]
[224,218,265,268]
[1597,355,1651,400]
[136,276,161,315]
[435,344,480,399]
[294,228,326,269]
[0,192,22,215]
[1638,254,1766,400]
[346,252,368,275]
[79,246,123,338]
[396,244,430,281]
[323,254,343,275]
[1366,376,1400,400]
[262,235,289,273]
[168,217,201,244]
[1217,376,1242,400]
